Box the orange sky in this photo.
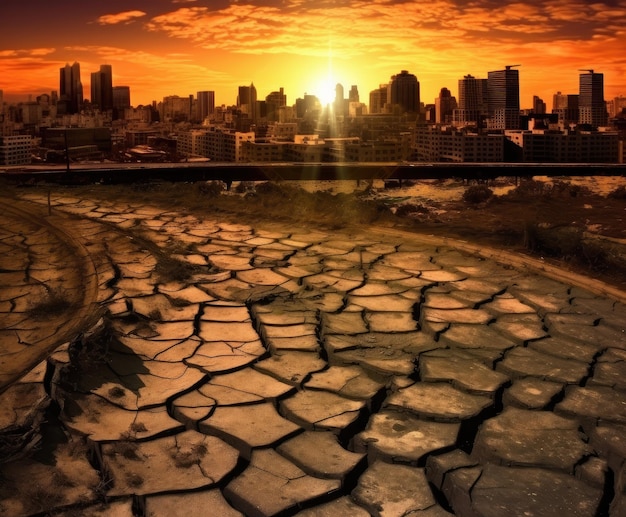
[1,0,625,110]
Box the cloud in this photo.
[97,10,147,25]
[143,0,626,63]
[0,48,56,58]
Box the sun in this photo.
[312,77,336,107]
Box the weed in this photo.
[125,472,144,487]
[463,185,493,204]
[172,442,208,468]
[27,287,75,319]
[108,386,126,398]
[110,441,140,460]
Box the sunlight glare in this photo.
[313,78,336,106]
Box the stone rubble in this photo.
[0,190,625,516]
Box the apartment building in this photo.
[0,135,31,165]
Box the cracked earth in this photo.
[1,188,625,516]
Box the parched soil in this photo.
[7,178,626,292]
[386,184,626,290]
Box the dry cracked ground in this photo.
[1,188,625,516]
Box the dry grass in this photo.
[27,287,76,319]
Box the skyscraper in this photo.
[487,65,520,130]
[533,96,546,114]
[112,86,131,119]
[333,83,346,116]
[59,62,83,114]
[390,70,420,114]
[265,88,287,122]
[579,70,608,127]
[237,83,257,119]
[91,64,113,111]
[435,87,457,124]
[348,85,359,103]
[453,75,488,127]
[369,84,389,114]
[196,91,215,122]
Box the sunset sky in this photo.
[1,0,625,110]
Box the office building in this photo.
[579,70,608,127]
[237,84,257,119]
[196,91,215,122]
[59,62,83,114]
[505,128,618,162]
[369,85,388,115]
[435,87,457,124]
[414,126,504,162]
[91,64,113,111]
[453,75,488,127]
[533,96,546,114]
[349,85,359,103]
[390,70,420,114]
[487,65,520,130]
[264,88,287,122]
[552,91,579,126]
[112,86,131,119]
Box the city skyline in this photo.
[1,0,625,108]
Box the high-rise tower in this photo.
[453,75,488,127]
[487,65,520,130]
[91,64,113,111]
[435,87,457,124]
[390,70,420,114]
[369,85,389,115]
[237,83,257,119]
[59,62,83,114]
[578,70,607,127]
[197,91,215,122]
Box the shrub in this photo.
[196,180,224,197]
[462,185,493,204]
[395,203,429,216]
[608,185,626,199]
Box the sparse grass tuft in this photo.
[27,287,75,319]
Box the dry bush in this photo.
[462,185,493,204]
[395,203,429,216]
[27,287,75,319]
[608,185,626,199]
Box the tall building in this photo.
[369,84,389,115]
[59,62,83,114]
[112,86,131,119]
[532,96,546,114]
[196,91,215,122]
[237,83,257,119]
[552,91,579,126]
[91,64,113,111]
[265,88,286,122]
[579,70,608,127]
[487,65,520,130]
[0,89,4,115]
[348,85,359,103]
[334,83,346,116]
[435,87,457,124]
[390,70,420,114]
[453,75,488,127]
